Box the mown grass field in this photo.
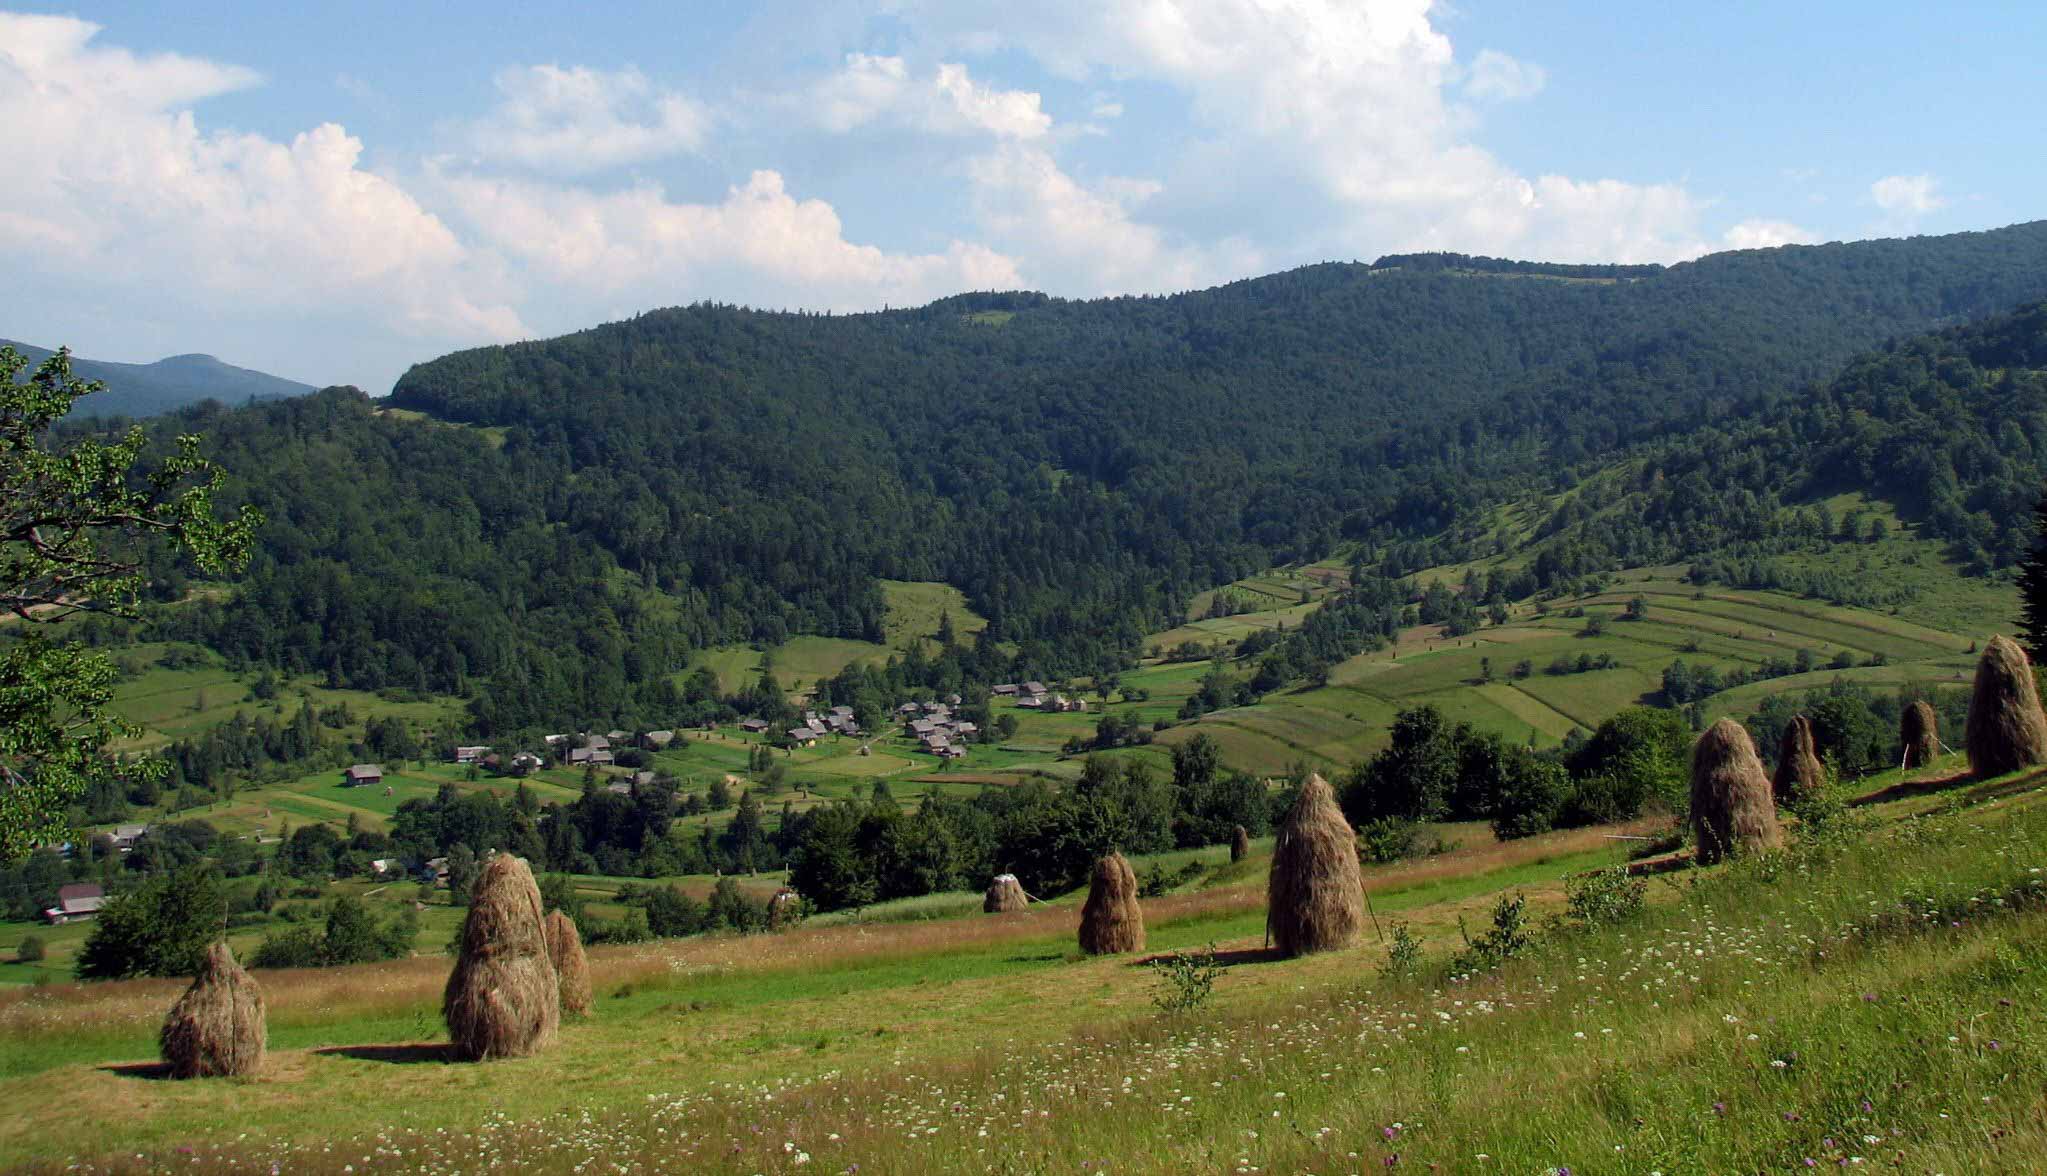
[5,753,2046,1172]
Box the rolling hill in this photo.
[3,338,314,418]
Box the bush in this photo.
[1564,866,1647,928]
[1379,920,1421,983]
[1451,892,1534,975]
[15,935,45,963]
[1357,816,1421,863]
[1149,942,1224,1016]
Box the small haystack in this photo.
[1772,714,1825,803]
[443,854,560,1061]
[1078,852,1144,955]
[1690,719,1783,865]
[983,873,1028,913]
[543,909,591,1019]
[1230,824,1250,863]
[158,941,265,1079]
[1265,774,1364,957]
[1966,636,2047,779]
[1901,700,1940,769]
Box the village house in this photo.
[585,734,612,751]
[43,882,105,924]
[992,683,1019,696]
[452,745,490,765]
[544,733,571,748]
[605,780,633,796]
[508,751,544,775]
[640,730,676,751]
[569,747,614,766]
[787,727,821,746]
[109,823,150,851]
[368,858,401,879]
[739,718,770,734]
[907,718,936,737]
[342,764,383,787]
[1022,681,1047,697]
[605,729,631,744]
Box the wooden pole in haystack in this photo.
[983,873,1028,913]
[1266,773,1364,957]
[443,854,560,1061]
[1689,719,1783,865]
[1966,636,2047,779]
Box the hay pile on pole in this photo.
[543,909,591,1019]
[1901,700,1940,769]
[1265,774,1363,957]
[983,873,1028,913]
[1689,719,1783,865]
[158,941,265,1079]
[443,854,559,1061]
[1077,852,1144,955]
[767,887,800,931]
[1772,714,1824,804]
[1230,825,1250,863]
[1966,636,2047,778]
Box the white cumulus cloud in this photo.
[460,64,710,173]
[1870,173,1944,216]
[1464,48,1546,102]
[810,53,1050,139]
[1722,218,1816,250]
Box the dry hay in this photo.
[543,909,591,1019]
[1901,700,1940,770]
[1690,719,1783,865]
[1265,774,1364,957]
[443,854,560,1061]
[983,873,1028,914]
[1772,714,1824,803]
[158,940,265,1079]
[1077,852,1144,955]
[1230,824,1250,863]
[1967,636,2047,779]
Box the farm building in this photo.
[992,684,1019,696]
[788,727,821,746]
[739,718,769,734]
[569,748,614,766]
[42,882,105,924]
[343,764,384,787]
[109,824,150,851]
[452,745,490,765]
[640,730,676,750]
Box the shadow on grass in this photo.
[1851,770,1975,809]
[1134,946,1287,968]
[98,1061,173,1080]
[313,1043,456,1065]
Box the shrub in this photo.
[1379,920,1421,983]
[1357,816,1421,863]
[1565,866,1647,928]
[15,935,45,963]
[1451,892,1534,975]
[1149,942,1224,1015]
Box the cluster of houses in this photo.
[777,706,864,746]
[994,681,1088,713]
[898,697,975,759]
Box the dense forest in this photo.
[82,222,2047,736]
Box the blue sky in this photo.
[1,2,2039,392]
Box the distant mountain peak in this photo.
[3,338,315,419]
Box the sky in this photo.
[2,2,2041,393]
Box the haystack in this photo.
[543,909,591,1019]
[443,854,559,1060]
[158,941,265,1079]
[1901,700,1940,769]
[1772,714,1824,803]
[1230,824,1250,863]
[983,873,1027,914]
[1689,719,1783,865]
[767,888,800,931]
[1078,852,1144,955]
[1966,636,2047,778]
[1265,774,1364,957]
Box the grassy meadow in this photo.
[5,754,2047,1172]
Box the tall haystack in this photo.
[158,940,265,1079]
[1772,714,1824,803]
[1690,719,1783,865]
[543,909,591,1019]
[1901,700,1940,769]
[1265,774,1364,957]
[1967,636,2047,778]
[983,873,1028,914]
[1078,852,1144,955]
[1230,825,1250,863]
[443,854,559,1061]
[767,887,800,931]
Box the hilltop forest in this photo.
[70,221,2047,737]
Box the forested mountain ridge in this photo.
[99,222,2047,735]
[3,339,313,419]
